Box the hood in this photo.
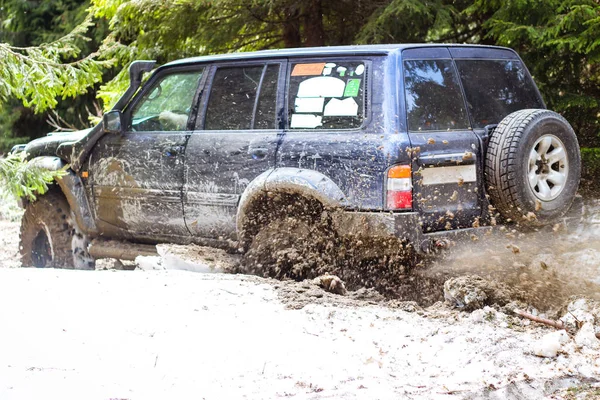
[24,128,93,161]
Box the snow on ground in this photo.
[0,219,21,269]
[1,204,600,399]
[0,266,598,400]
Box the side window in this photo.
[404,60,469,131]
[131,69,204,132]
[204,64,280,130]
[288,60,366,130]
[455,60,544,128]
[255,65,280,130]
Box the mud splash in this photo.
[428,220,600,311]
[242,199,600,312]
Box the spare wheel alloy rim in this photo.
[527,134,569,201]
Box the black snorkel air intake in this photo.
[112,60,157,111]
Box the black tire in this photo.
[485,109,581,227]
[20,189,95,269]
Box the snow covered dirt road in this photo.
[0,266,598,400]
[1,207,600,399]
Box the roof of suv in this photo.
[164,44,516,67]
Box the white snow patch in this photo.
[532,330,569,358]
[0,269,598,399]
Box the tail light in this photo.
[386,165,412,210]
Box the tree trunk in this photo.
[303,0,325,47]
[282,7,302,48]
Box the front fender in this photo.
[236,167,349,234]
[26,157,97,236]
[55,171,98,236]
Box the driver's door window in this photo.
[131,69,204,131]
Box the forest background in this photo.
[1,0,600,182]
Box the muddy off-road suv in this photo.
[15,44,581,274]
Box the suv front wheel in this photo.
[20,189,95,269]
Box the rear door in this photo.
[183,61,285,239]
[87,67,205,239]
[402,48,483,231]
[276,57,388,210]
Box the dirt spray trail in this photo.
[241,198,600,312]
[414,202,600,311]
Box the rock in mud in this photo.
[135,255,163,270]
[443,275,513,311]
[312,274,347,295]
[134,245,240,273]
[575,323,600,351]
[560,297,600,333]
[95,258,125,270]
[387,300,422,313]
[529,253,560,271]
[533,330,570,358]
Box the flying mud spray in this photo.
[241,196,600,320]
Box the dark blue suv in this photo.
[16,44,581,272]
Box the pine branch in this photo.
[0,153,65,201]
[0,14,115,112]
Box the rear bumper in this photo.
[333,196,585,254]
[331,210,493,253]
[331,211,423,246]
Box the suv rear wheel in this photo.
[20,189,95,269]
[485,109,581,227]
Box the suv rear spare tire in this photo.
[485,109,581,227]
[20,189,95,269]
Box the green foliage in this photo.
[463,0,600,147]
[2,0,600,149]
[0,153,64,201]
[0,16,113,112]
[357,0,459,44]
[0,0,92,45]
[581,147,600,176]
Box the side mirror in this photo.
[103,110,124,134]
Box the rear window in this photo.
[455,59,544,129]
[288,60,366,130]
[403,59,470,131]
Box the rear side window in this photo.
[288,60,366,130]
[204,64,280,130]
[455,59,544,129]
[404,60,469,131]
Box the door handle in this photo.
[248,147,268,159]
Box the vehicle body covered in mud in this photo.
[16,44,581,269]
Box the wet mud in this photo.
[240,201,600,313]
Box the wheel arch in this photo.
[25,156,98,236]
[236,168,349,244]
